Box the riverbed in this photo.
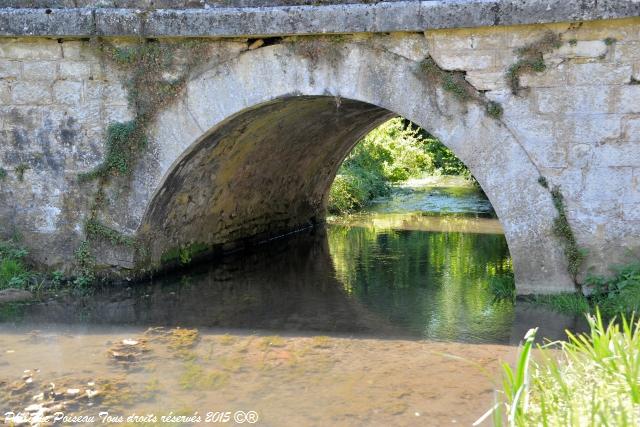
[0,177,579,426]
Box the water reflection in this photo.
[2,179,570,343]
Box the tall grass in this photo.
[0,240,33,289]
[485,311,640,426]
[531,293,590,316]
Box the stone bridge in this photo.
[0,0,638,294]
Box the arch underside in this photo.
[141,96,394,264]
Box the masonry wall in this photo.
[0,17,638,292]
[425,18,640,275]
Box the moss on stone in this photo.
[507,32,561,94]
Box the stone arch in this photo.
[134,36,573,294]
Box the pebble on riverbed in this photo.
[0,371,134,426]
[107,337,151,367]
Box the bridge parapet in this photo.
[0,1,638,38]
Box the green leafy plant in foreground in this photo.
[483,311,640,426]
[0,240,33,290]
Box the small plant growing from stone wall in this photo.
[506,32,562,94]
[74,38,213,282]
[538,176,586,287]
[420,56,503,119]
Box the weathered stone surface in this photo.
[553,40,608,59]
[0,288,33,303]
[0,1,637,38]
[0,16,639,295]
[618,85,640,113]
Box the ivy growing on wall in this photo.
[75,38,212,282]
[538,176,586,287]
[420,56,503,119]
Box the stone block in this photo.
[554,115,621,144]
[10,81,51,104]
[59,61,92,80]
[53,80,82,105]
[568,143,593,168]
[0,80,9,104]
[618,85,640,113]
[518,66,568,88]
[614,42,640,63]
[622,117,640,141]
[372,34,430,63]
[0,40,62,60]
[580,166,634,203]
[426,30,472,50]
[0,59,21,78]
[22,61,57,80]
[102,83,129,106]
[570,63,632,85]
[103,105,133,124]
[536,86,615,114]
[553,40,608,59]
[61,40,95,60]
[430,50,494,71]
[592,142,640,168]
[464,71,507,91]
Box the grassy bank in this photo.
[328,118,473,214]
[0,240,34,290]
[486,311,640,426]
[489,262,640,318]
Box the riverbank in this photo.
[490,312,640,426]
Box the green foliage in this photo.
[51,270,65,287]
[0,240,32,290]
[531,292,590,315]
[490,312,640,426]
[329,118,472,214]
[586,262,640,317]
[420,55,503,117]
[441,73,469,101]
[79,121,147,182]
[15,163,29,182]
[488,271,515,301]
[550,187,585,280]
[161,242,209,266]
[84,218,136,247]
[73,240,95,287]
[568,38,578,46]
[507,32,561,94]
[604,37,617,46]
[537,176,548,189]
[421,56,470,101]
[0,167,6,180]
[486,101,504,118]
[328,118,477,214]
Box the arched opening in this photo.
[139,95,515,339]
[140,96,396,265]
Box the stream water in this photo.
[0,176,583,426]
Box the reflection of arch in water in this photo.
[12,230,405,335]
[134,38,571,294]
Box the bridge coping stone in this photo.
[0,1,638,38]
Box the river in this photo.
[0,176,583,426]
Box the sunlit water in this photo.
[0,177,582,426]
